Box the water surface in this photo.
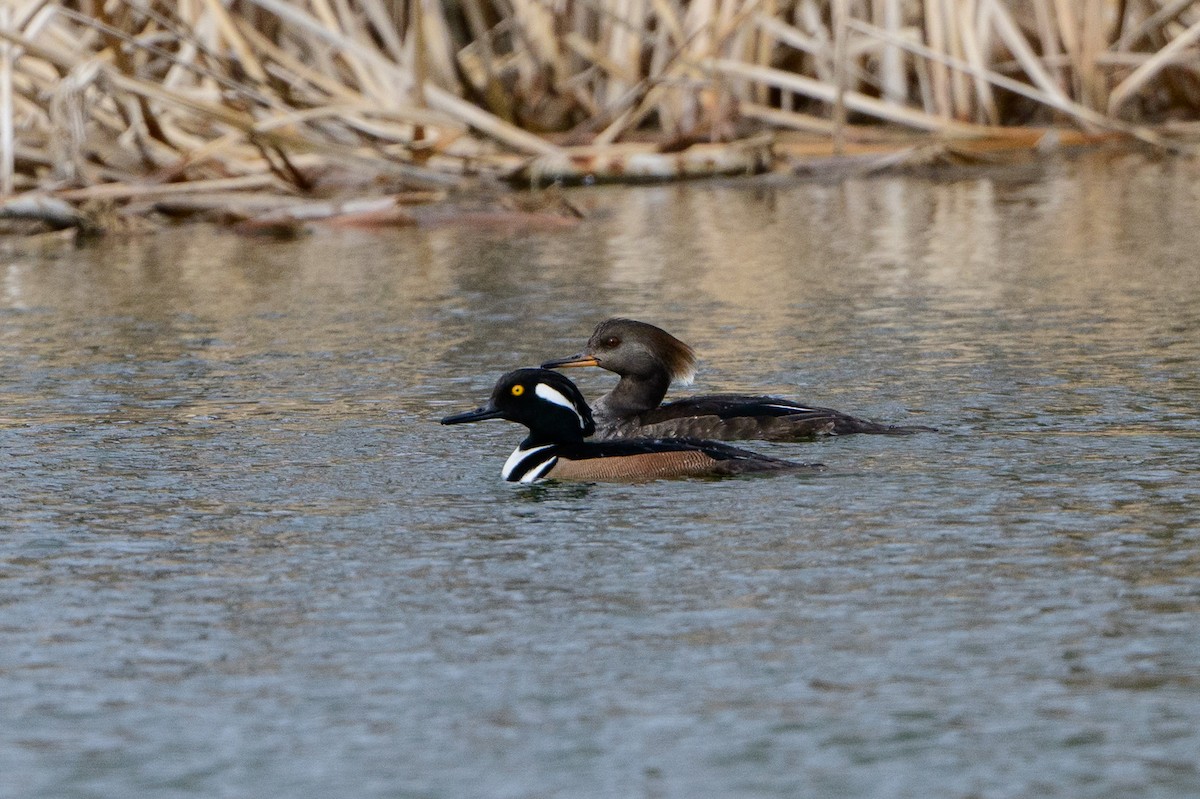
[2,154,1199,798]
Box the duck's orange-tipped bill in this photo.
[541,353,600,369]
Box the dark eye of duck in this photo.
[602,336,620,348]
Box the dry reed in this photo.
[2,1,1199,229]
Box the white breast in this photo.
[501,443,557,482]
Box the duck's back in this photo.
[593,394,935,441]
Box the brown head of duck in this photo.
[541,318,697,418]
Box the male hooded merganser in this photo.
[440,368,818,482]
[541,318,935,441]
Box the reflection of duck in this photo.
[542,318,936,441]
[441,369,819,483]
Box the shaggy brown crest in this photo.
[587,318,697,384]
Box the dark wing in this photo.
[554,437,820,477]
[556,436,772,459]
[637,394,935,439]
[645,394,831,421]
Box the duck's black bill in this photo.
[441,405,505,425]
[541,352,600,369]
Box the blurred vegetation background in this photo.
[2,1,1199,221]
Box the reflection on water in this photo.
[3,154,1200,798]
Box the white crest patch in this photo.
[502,443,555,481]
[535,383,586,429]
[675,364,696,386]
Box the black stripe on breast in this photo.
[502,443,560,482]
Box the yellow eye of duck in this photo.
[511,384,525,397]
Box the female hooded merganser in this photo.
[541,318,935,441]
[440,368,818,482]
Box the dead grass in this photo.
[2,1,1199,229]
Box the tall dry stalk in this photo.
[876,0,906,106]
[832,0,849,151]
[1,4,14,197]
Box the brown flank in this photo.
[547,451,719,482]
